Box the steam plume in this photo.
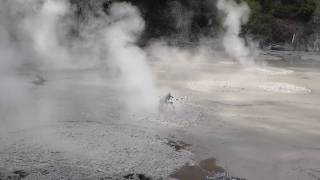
[217,0,255,65]
[19,0,73,69]
[104,3,159,113]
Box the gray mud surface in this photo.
[1,51,320,180]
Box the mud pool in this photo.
[1,51,320,180]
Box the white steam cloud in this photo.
[104,3,159,113]
[0,0,262,131]
[0,0,65,130]
[0,0,160,131]
[217,0,255,65]
[25,0,71,68]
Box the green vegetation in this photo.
[243,0,318,37]
[243,0,317,21]
[73,0,319,42]
[123,0,319,40]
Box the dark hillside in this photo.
[71,0,320,50]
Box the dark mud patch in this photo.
[12,170,29,178]
[170,158,246,180]
[306,169,320,180]
[0,168,29,180]
[199,158,225,173]
[170,158,224,180]
[32,75,46,86]
[165,139,191,151]
[122,173,152,180]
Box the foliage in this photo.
[243,0,317,37]
[73,0,318,40]
[244,0,273,36]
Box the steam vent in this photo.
[1,0,320,180]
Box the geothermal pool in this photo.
[1,51,320,180]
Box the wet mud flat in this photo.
[0,142,244,180]
[156,50,320,180]
[1,51,320,180]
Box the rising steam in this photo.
[0,0,261,129]
[0,0,160,129]
[217,0,255,65]
[26,0,71,68]
[104,3,159,113]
